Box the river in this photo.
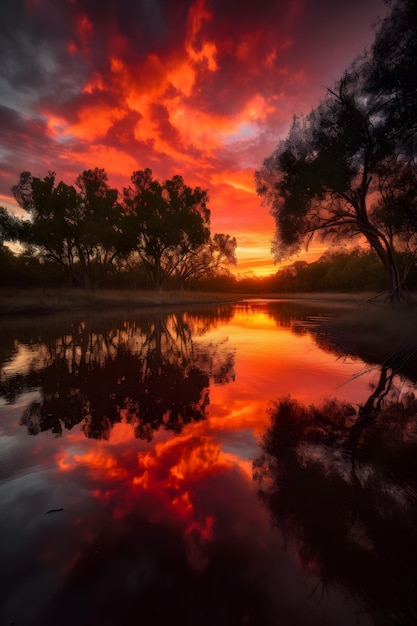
[1,299,416,625]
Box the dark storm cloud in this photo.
[210,0,300,30]
[0,107,67,163]
[187,0,387,120]
[0,0,388,271]
[73,0,186,50]
[0,0,281,117]
[111,0,188,52]
[283,0,388,80]
[0,1,87,111]
[0,0,186,125]
[0,105,98,205]
[182,0,304,111]
[0,105,62,195]
[0,0,386,124]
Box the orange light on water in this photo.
[45,303,377,551]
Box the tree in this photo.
[256,0,417,306]
[173,232,237,289]
[13,171,79,283]
[72,168,130,288]
[0,206,29,246]
[124,169,236,290]
[367,0,417,144]
[12,168,129,288]
[372,157,417,282]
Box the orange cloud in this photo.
[66,105,126,141]
[1,0,388,276]
[186,0,217,71]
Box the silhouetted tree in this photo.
[174,232,237,289]
[124,169,236,290]
[367,0,417,144]
[256,0,417,306]
[12,168,130,288]
[0,206,29,246]
[372,158,417,283]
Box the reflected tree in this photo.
[0,308,235,441]
[253,371,417,624]
[261,300,417,383]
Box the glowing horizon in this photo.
[0,0,387,275]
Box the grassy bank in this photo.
[318,304,417,379]
[0,288,386,315]
[0,288,242,316]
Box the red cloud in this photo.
[0,0,387,274]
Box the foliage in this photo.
[0,206,29,245]
[367,0,417,144]
[255,0,417,306]
[233,248,395,294]
[123,169,236,290]
[12,168,130,289]
[172,232,237,289]
[372,158,417,271]
[5,167,237,291]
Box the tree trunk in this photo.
[362,224,409,307]
[153,255,164,291]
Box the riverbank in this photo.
[0,288,385,316]
[0,288,241,316]
[316,305,417,380]
[1,287,416,377]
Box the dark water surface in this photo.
[1,300,416,625]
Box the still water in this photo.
[0,300,416,626]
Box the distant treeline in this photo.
[235,249,417,295]
[2,243,414,294]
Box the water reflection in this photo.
[0,307,235,440]
[1,300,416,626]
[254,367,417,625]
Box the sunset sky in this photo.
[0,0,387,276]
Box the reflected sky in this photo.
[0,300,412,626]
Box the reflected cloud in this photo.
[2,300,412,625]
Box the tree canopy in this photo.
[256,0,417,306]
[5,167,237,290]
[12,168,130,289]
[123,168,236,290]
